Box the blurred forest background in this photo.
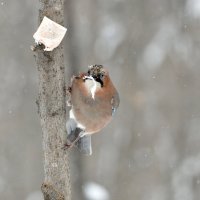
[1,0,200,200]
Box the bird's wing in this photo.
[111,92,120,116]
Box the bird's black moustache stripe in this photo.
[95,77,104,87]
[84,76,104,87]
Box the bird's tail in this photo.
[66,118,92,155]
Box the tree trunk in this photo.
[35,0,71,199]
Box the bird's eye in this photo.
[100,73,104,80]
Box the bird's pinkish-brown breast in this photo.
[70,76,116,133]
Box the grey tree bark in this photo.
[34,0,71,199]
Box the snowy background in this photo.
[1,0,200,199]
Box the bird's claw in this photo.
[62,142,73,150]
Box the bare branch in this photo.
[34,0,71,199]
